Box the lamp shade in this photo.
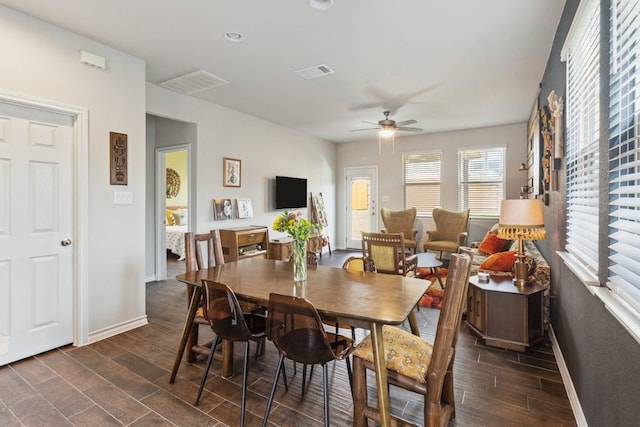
[497,199,546,240]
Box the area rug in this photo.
[416,267,448,309]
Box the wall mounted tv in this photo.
[275,176,308,209]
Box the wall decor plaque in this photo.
[110,132,128,185]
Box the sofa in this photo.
[461,235,551,329]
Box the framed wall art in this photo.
[236,198,253,218]
[213,198,235,220]
[526,98,542,196]
[223,157,241,187]
[109,132,128,185]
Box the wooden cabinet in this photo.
[269,238,293,261]
[219,226,269,263]
[466,275,545,352]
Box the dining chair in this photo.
[194,280,266,426]
[361,231,418,276]
[341,255,377,273]
[423,208,470,260]
[262,293,355,427]
[351,252,472,427]
[380,207,419,254]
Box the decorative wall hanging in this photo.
[166,168,181,198]
[526,98,542,197]
[213,198,235,220]
[109,132,128,185]
[223,157,241,187]
[540,105,553,193]
[547,90,564,160]
[236,198,253,218]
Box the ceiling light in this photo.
[378,127,395,138]
[309,0,333,10]
[224,31,243,42]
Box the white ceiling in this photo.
[0,0,566,143]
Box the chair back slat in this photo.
[185,229,225,273]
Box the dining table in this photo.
[171,257,429,427]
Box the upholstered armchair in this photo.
[380,207,418,254]
[423,208,470,259]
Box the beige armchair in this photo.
[380,207,418,254]
[423,208,470,259]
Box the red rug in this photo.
[416,267,448,309]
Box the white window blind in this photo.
[403,151,441,216]
[564,1,601,274]
[608,0,640,312]
[457,147,505,217]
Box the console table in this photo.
[466,274,545,352]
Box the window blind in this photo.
[403,151,441,216]
[457,147,505,217]
[608,0,640,312]
[565,1,601,273]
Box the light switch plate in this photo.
[114,191,133,205]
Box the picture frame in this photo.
[223,157,241,187]
[109,132,128,185]
[526,98,542,196]
[236,198,253,218]
[213,198,235,220]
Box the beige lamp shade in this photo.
[497,199,546,240]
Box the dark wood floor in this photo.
[0,250,577,426]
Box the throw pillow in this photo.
[479,251,517,272]
[477,231,511,255]
[165,209,176,226]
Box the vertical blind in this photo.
[608,0,640,311]
[403,151,441,216]
[565,1,601,273]
[457,147,505,217]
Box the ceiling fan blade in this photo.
[395,119,417,126]
[397,127,423,132]
[361,120,379,125]
[350,127,380,132]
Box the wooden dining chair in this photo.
[351,252,472,427]
[194,280,267,426]
[361,231,417,276]
[262,293,355,427]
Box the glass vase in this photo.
[292,239,308,282]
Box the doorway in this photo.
[345,166,378,249]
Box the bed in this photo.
[166,206,188,260]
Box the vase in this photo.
[292,239,307,282]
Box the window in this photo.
[403,151,441,216]
[563,0,601,274]
[608,0,640,311]
[457,147,505,217]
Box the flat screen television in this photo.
[275,176,307,209]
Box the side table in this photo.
[466,274,545,352]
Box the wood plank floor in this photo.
[0,251,577,426]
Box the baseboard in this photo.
[86,315,148,344]
[548,325,588,427]
[145,274,157,283]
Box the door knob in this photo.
[61,239,72,246]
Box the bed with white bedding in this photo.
[166,206,188,260]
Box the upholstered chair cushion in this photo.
[352,325,433,383]
[370,245,397,272]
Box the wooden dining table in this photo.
[171,257,429,427]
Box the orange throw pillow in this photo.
[479,251,517,272]
[477,231,510,255]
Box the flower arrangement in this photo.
[272,210,315,242]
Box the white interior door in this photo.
[0,101,74,365]
[345,166,378,249]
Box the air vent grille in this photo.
[295,64,335,79]
[159,70,229,94]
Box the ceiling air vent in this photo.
[159,70,229,94]
[295,64,335,79]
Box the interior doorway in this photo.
[345,166,378,249]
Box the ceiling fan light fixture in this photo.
[379,127,395,138]
[309,0,333,10]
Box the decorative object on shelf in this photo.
[166,168,181,198]
[272,210,316,282]
[109,132,128,185]
[213,198,235,220]
[497,199,546,287]
[236,198,253,218]
[223,157,241,187]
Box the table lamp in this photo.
[497,199,546,286]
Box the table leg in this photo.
[370,322,391,427]
[222,339,234,378]
[407,308,420,336]
[432,267,444,288]
[170,286,202,383]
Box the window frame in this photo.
[457,146,506,218]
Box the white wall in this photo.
[0,5,147,339]
[146,83,338,265]
[336,123,528,249]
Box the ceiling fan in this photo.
[351,111,423,154]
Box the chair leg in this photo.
[241,341,249,427]
[352,356,368,427]
[302,364,308,397]
[194,335,220,406]
[263,354,285,427]
[322,363,330,427]
[345,356,353,393]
